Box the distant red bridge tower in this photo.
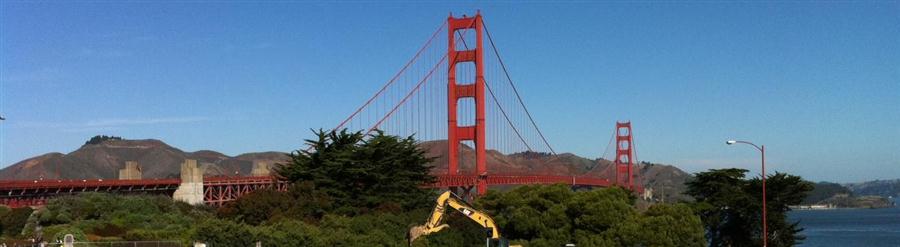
[614,121,638,190]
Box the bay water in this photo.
[789,199,900,246]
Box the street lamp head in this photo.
[726,140,737,145]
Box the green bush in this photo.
[0,207,33,237]
[191,218,256,247]
[0,205,8,236]
[217,182,332,225]
[471,184,704,247]
[255,219,321,246]
[31,193,210,243]
[41,224,88,243]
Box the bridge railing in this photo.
[0,178,180,190]
[0,176,280,190]
[432,174,612,188]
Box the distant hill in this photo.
[1,138,694,201]
[799,180,895,208]
[0,139,288,179]
[637,162,694,203]
[418,140,603,176]
[846,179,900,198]
[803,182,853,205]
[417,140,693,202]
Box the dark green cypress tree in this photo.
[686,168,814,247]
[275,129,436,215]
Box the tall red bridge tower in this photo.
[447,12,487,195]
[614,121,637,190]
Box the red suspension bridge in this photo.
[0,12,640,207]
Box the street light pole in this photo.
[726,140,767,247]
[761,144,766,247]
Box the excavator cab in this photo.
[476,227,510,247]
[491,236,511,247]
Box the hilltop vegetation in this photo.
[83,135,123,146]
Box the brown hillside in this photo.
[0,139,290,179]
[1,139,693,201]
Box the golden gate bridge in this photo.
[0,12,640,207]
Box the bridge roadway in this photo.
[0,175,612,208]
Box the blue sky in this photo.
[1,2,897,183]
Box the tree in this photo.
[0,207,33,237]
[274,129,436,214]
[685,168,814,247]
[84,135,123,145]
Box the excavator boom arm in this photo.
[409,191,501,244]
[446,198,501,238]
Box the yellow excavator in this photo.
[408,191,521,247]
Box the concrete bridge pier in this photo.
[118,161,142,180]
[251,161,271,176]
[173,159,204,205]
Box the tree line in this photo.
[2,129,814,246]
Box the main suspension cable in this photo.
[456,30,533,153]
[483,21,557,155]
[330,22,447,133]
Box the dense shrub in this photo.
[192,218,257,247]
[472,184,705,247]
[30,193,209,244]
[255,220,322,246]
[42,225,87,243]
[0,206,9,236]
[0,207,33,237]
[217,182,332,225]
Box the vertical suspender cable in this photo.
[482,21,556,155]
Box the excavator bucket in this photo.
[408,224,449,246]
[408,225,427,245]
